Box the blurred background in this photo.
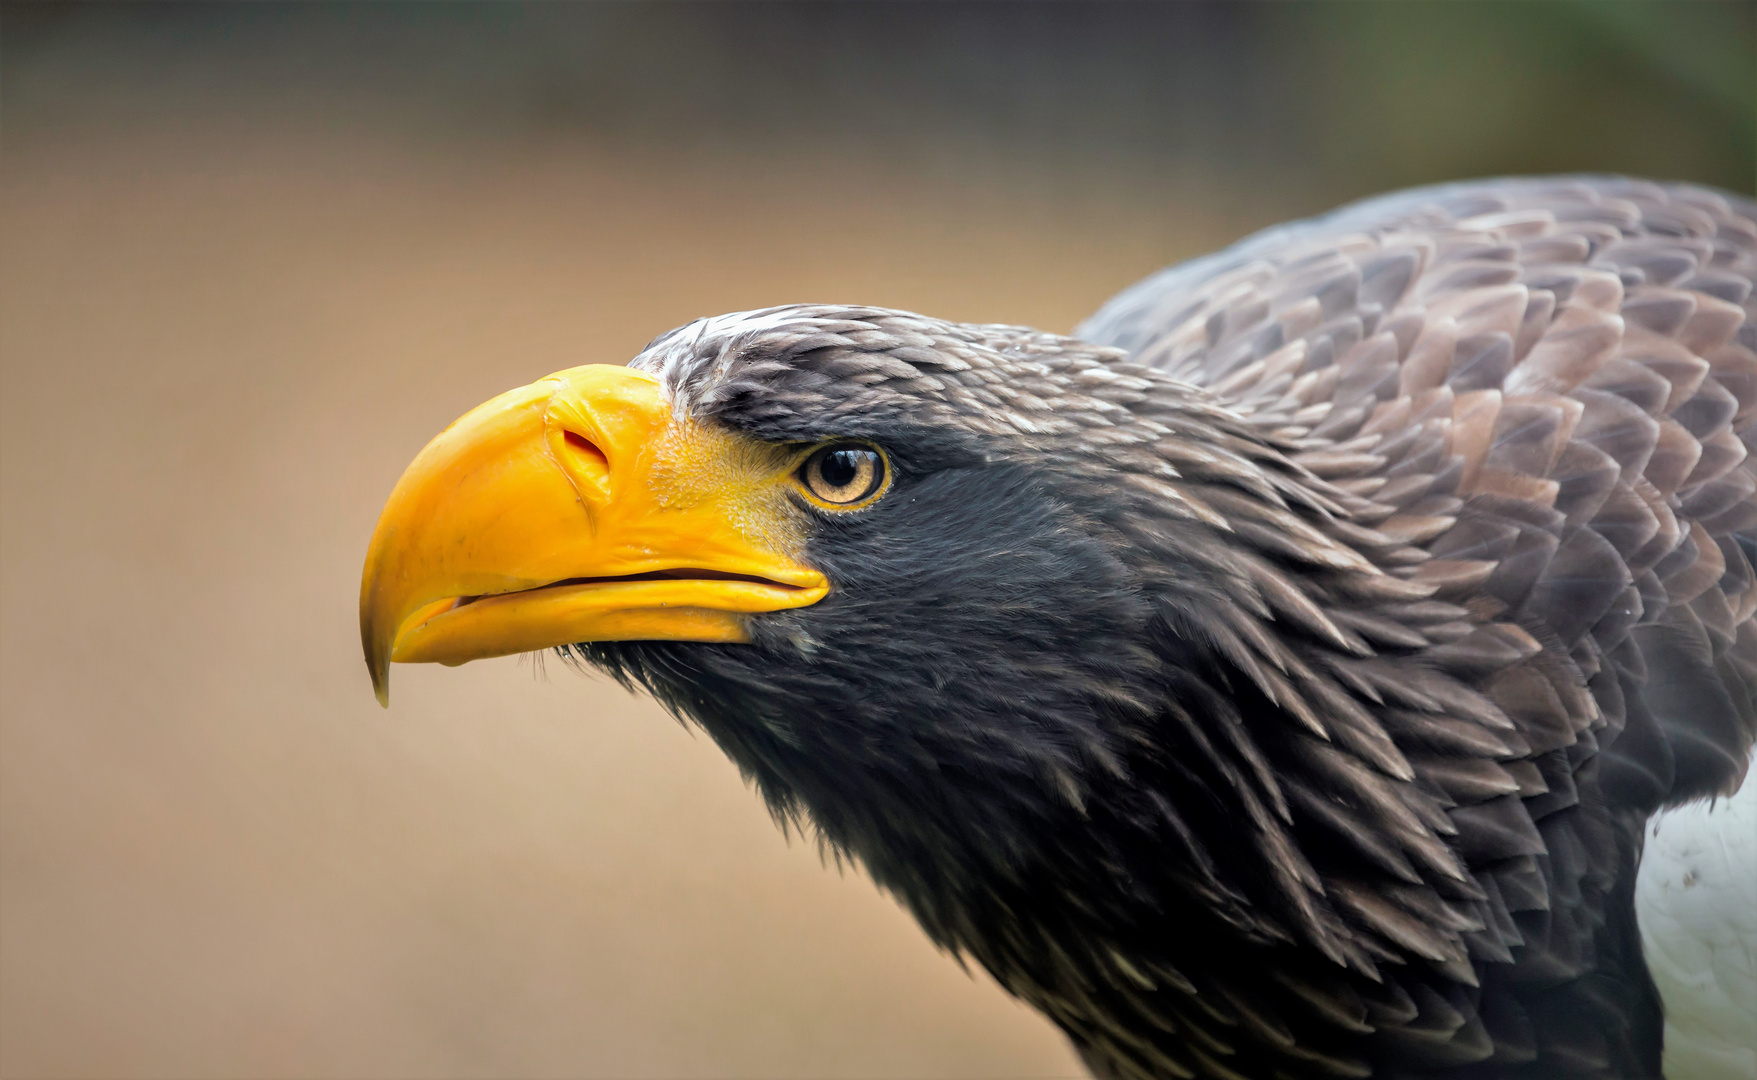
[1,4,1751,1078]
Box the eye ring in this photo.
[796,443,889,509]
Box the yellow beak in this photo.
[359,365,829,706]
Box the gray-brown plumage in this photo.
[554,178,1757,1079]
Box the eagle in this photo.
[360,177,1757,1080]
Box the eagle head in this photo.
[360,303,1323,955]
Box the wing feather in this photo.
[1078,177,1757,1078]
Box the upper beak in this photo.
[359,364,828,706]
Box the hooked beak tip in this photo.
[364,625,393,707]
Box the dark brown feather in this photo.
[1070,178,1757,1079]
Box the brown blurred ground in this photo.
[1,5,1750,1079]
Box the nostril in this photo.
[560,429,611,493]
[563,430,608,469]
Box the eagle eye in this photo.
[798,443,887,509]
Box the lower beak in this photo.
[359,365,828,706]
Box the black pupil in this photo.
[821,450,863,490]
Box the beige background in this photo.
[2,6,1749,1078]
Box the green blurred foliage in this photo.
[1280,1,1752,195]
[5,1,1751,209]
